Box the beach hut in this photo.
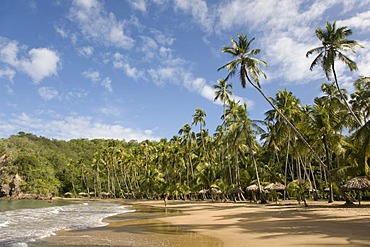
[342,177,370,205]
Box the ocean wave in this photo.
[0,220,12,228]
[0,201,132,246]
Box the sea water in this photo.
[0,200,134,247]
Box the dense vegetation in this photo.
[0,22,369,203]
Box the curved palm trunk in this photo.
[244,69,353,204]
[332,65,362,126]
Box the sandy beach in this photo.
[33,199,370,247]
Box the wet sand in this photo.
[33,199,370,247]
[31,202,222,247]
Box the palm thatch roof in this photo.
[246,184,261,192]
[265,182,286,191]
[342,177,370,191]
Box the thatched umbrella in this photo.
[246,184,262,203]
[265,182,285,203]
[342,177,370,205]
[246,184,260,192]
[265,182,286,191]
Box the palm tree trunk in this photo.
[251,153,267,204]
[284,130,290,200]
[322,134,334,203]
[332,65,362,126]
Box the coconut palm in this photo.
[350,77,370,126]
[351,119,370,177]
[308,96,347,202]
[264,89,305,199]
[306,21,363,126]
[218,33,329,183]
[192,108,208,162]
[178,123,195,185]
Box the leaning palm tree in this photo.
[219,33,353,204]
[306,21,364,127]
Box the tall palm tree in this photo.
[264,89,304,199]
[214,79,233,181]
[192,108,207,135]
[214,78,233,113]
[306,21,363,126]
[308,96,348,202]
[178,123,195,185]
[218,34,329,179]
[192,108,208,163]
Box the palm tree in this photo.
[192,109,206,132]
[308,96,348,202]
[306,21,363,126]
[214,78,233,113]
[264,89,304,199]
[350,77,370,126]
[178,123,195,185]
[218,34,329,181]
[219,33,354,203]
[214,79,233,182]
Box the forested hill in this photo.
[0,132,136,198]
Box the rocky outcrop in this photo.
[0,154,24,198]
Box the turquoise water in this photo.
[0,199,134,247]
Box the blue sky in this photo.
[1,0,370,141]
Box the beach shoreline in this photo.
[32,199,370,246]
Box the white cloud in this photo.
[69,0,134,49]
[140,36,159,60]
[0,113,159,141]
[0,67,15,81]
[82,69,113,92]
[78,46,94,57]
[113,52,144,79]
[174,0,213,32]
[19,48,60,83]
[357,40,370,76]
[82,69,100,82]
[128,0,147,12]
[148,66,179,86]
[55,26,68,38]
[99,106,121,116]
[38,87,60,101]
[66,89,89,99]
[0,40,19,66]
[101,77,112,92]
[0,39,60,83]
[268,36,321,83]
[337,10,370,33]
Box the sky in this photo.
[1,0,370,141]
